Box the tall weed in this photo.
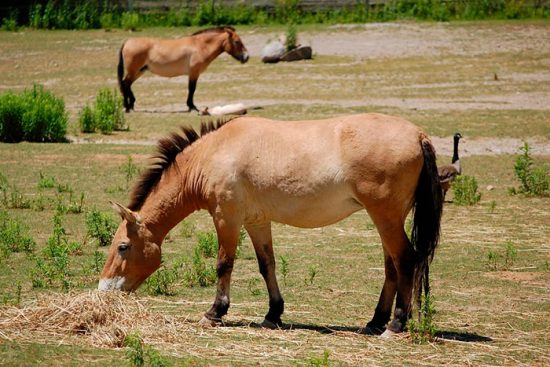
[511,142,549,196]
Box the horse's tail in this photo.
[117,42,126,95]
[411,137,443,317]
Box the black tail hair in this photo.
[411,139,443,318]
[117,43,125,96]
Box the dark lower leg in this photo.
[204,242,236,321]
[186,79,198,112]
[367,254,397,332]
[386,260,415,332]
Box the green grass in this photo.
[0,23,549,366]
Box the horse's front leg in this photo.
[186,77,199,113]
[245,223,284,328]
[201,218,240,325]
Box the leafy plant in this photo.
[0,84,67,142]
[38,172,56,189]
[306,264,318,285]
[121,155,140,190]
[94,88,126,134]
[183,247,216,287]
[307,350,331,367]
[504,240,518,268]
[78,104,96,133]
[124,331,172,367]
[247,277,262,296]
[145,264,178,296]
[0,210,36,258]
[486,250,498,271]
[511,142,549,196]
[452,175,481,205]
[408,294,437,344]
[285,22,298,51]
[279,255,289,286]
[85,208,117,247]
[196,231,218,258]
[1,282,22,307]
[121,12,140,31]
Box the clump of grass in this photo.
[285,22,298,51]
[247,277,262,296]
[121,155,140,191]
[510,142,549,197]
[306,264,318,285]
[280,255,289,286]
[182,247,216,287]
[452,175,481,205]
[307,350,331,367]
[0,84,67,143]
[124,331,172,367]
[408,294,437,344]
[37,172,56,189]
[78,88,126,134]
[1,283,22,307]
[121,12,140,31]
[196,231,218,258]
[179,221,195,238]
[485,241,519,271]
[85,208,118,247]
[0,210,36,258]
[145,264,178,296]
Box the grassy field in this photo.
[1,22,550,366]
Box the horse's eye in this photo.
[118,243,130,253]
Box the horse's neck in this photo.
[196,32,227,61]
[138,154,206,243]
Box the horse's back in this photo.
[198,114,426,227]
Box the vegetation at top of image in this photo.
[79,88,126,134]
[1,0,548,31]
[452,175,482,205]
[0,84,67,143]
[510,142,549,197]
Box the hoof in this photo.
[198,316,222,328]
[358,326,384,335]
[260,318,281,329]
[381,329,398,338]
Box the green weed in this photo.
[179,221,195,238]
[307,350,331,367]
[94,88,126,134]
[124,331,172,367]
[511,142,549,196]
[145,264,178,296]
[121,12,140,31]
[196,231,217,258]
[78,104,95,133]
[121,156,140,191]
[247,277,262,296]
[85,208,117,247]
[0,210,36,258]
[306,264,318,286]
[504,241,518,269]
[285,22,297,51]
[38,172,56,189]
[182,247,216,288]
[279,255,289,286]
[0,84,67,143]
[1,283,22,307]
[487,250,499,271]
[408,294,437,344]
[452,175,482,205]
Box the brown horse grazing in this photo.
[117,26,249,113]
[99,113,443,336]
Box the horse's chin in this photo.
[98,276,132,291]
[239,53,249,63]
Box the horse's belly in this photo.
[148,62,189,77]
[251,191,364,228]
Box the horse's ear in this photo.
[110,201,141,225]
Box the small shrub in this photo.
[183,247,216,287]
[452,175,481,205]
[78,104,96,133]
[408,294,437,344]
[504,241,518,269]
[121,155,140,191]
[89,250,107,274]
[38,172,56,189]
[125,332,145,367]
[279,255,289,286]
[306,264,318,285]
[196,231,218,258]
[145,264,178,296]
[247,277,262,296]
[512,142,549,196]
[1,16,18,32]
[0,210,36,258]
[307,350,331,367]
[121,12,140,31]
[285,22,297,51]
[0,84,67,143]
[1,283,22,307]
[94,88,125,134]
[8,186,31,209]
[85,208,117,246]
[486,250,499,271]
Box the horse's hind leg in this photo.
[245,223,284,328]
[186,70,199,112]
[367,210,415,334]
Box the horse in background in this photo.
[117,26,249,113]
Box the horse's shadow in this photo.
[219,320,492,342]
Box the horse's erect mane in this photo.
[192,26,235,36]
[128,118,232,211]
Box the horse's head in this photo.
[98,202,161,292]
[224,28,249,64]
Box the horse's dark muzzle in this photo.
[240,53,249,63]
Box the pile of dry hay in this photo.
[0,291,184,348]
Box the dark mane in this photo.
[128,119,230,211]
[192,26,235,36]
